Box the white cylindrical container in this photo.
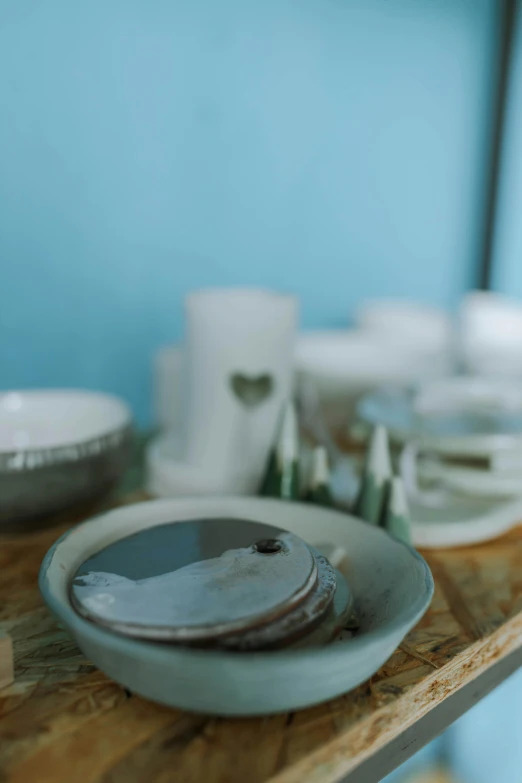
[183,288,298,492]
[153,345,183,432]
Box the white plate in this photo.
[39,497,432,716]
[145,433,256,496]
[410,493,522,549]
[358,377,522,457]
[418,460,522,499]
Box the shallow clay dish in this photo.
[40,497,433,716]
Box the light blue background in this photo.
[0,0,496,422]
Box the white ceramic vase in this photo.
[182,288,298,492]
[153,345,183,432]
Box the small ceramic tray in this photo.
[39,498,433,716]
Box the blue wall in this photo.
[0,0,496,422]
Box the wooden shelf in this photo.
[1,494,522,783]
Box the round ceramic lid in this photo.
[70,517,320,643]
[357,377,522,457]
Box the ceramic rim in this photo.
[0,390,132,473]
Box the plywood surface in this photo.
[2,495,522,783]
[0,632,14,690]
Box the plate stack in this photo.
[357,377,522,548]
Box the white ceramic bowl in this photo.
[294,330,449,425]
[39,497,433,716]
[296,331,408,397]
[0,390,132,530]
[460,291,522,375]
[356,299,453,354]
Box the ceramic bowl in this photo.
[295,330,449,427]
[355,299,453,354]
[0,390,132,531]
[460,291,522,376]
[39,497,433,716]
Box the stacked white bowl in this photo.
[295,300,454,427]
[460,291,522,376]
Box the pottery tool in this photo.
[70,517,351,652]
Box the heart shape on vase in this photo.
[230,373,274,408]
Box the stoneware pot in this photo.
[0,390,132,531]
[39,497,433,716]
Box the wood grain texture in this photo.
[0,633,14,690]
[2,493,522,783]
